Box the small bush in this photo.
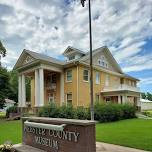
[38,103,60,118]
[58,104,76,119]
[75,107,88,120]
[6,106,18,118]
[121,104,136,119]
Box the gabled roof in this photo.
[63,46,85,56]
[81,46,123,73]
[13,49,65,70]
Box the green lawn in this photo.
[0,119,152,151]
[0,120,22,144]
[96,119,152,151]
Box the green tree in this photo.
[147,92,152,101]
[141,92,146,99]
[8,70,18,102]
[0,41,6,66]
[0,67,10,108]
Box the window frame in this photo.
[105,74,110,87]
[83,69,89,82]
[66,93,72,105]
[95,72,100,84]
[66,70,72,82]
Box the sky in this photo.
[0,0,152,93]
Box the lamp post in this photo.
[81,0,94,120]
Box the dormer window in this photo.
[97,56,108,68]
[69,56,75,61]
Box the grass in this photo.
[96,119,152,151]
[0,119,152,151]
[0,120,22,144]
[0,112,6,119]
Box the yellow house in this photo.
[14,46,140,110]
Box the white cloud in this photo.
[0,0,152,74]
[140,77,152,85]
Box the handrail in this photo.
[24,120,66,131]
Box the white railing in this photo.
[103,84,140,92]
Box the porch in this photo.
[18,65,64,109]
[101,90,140,107]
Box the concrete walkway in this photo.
[96,142,149,152]
[14,142,149,152]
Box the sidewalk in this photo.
[96,142,149,152]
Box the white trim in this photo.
[39,68,44,107]
[35,69,39,107]
[18,75,22,107]
[66,70,72,82]
[60,72,64,105]
[83,69,89,82]
[21,74,26,107]
[77,66,79,106]
[66,93,72,105]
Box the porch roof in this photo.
[101,89,141,94]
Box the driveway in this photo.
[96,142,149,152]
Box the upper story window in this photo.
[83,69,89,82]
[66,70,72,82]
[97,56,108,68]
[105,74,110,86]
[68,56,75,61]
[96,72,100,84]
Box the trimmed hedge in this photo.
[38,102,136,122]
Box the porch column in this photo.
[18,75,22,107]
[21,74,26,107]
[39,68,44,106]
[122,95,127,104]
[60,72,64,105]
[118,95,121,104]
[35,69,39,107]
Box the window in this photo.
[96,94,100,102]
[66,70,72,82]
[69,56,75,61]
[83,69,89,82]
[97,56,108,68]
[105,74,109,86]
[96,72,100,84]
[67,93,72,105]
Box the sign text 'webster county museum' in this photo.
[22,117,96,152]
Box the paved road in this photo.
[96,142,149,152]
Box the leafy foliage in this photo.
[141,92,152,101]
[0,67,10,108]
[39,102,136,122]
[6,106,18,118]
[94,103,136,122]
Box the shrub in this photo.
[94,102,136,122]
[75,107,88,120]
[6,106,18,118]
[38,103,60,118]
[121,104,136,119]
[38,102,136,122]
[58,104,76,119]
